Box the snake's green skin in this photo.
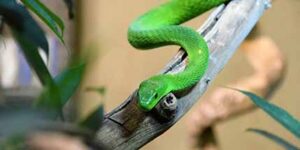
[128,0,228,111]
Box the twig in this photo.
[92,0,271,149]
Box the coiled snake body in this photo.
[128,0,228,111]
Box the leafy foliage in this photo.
[39,62,86,116]
[78,86,106,130]
[54,62,86,105]
[0,0,79,115]
[232,89,300,148]
[12,31,53,85]
[79,105,104,131]
[0,0,106,148]
[247,128,299,150]
[21,0,65,43]
[236,89,300,138]
[0,0,62,112]
[0,0,48,54]
[0,1,58,111]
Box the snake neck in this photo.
[129,0,229,110]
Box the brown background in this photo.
[78,0,300,149]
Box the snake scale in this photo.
[128,0,229,111]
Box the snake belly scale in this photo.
[128,0,228,111]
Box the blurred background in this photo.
[1,0,299,149]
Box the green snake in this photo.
[128,0,228,111]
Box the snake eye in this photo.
[154,93,158,99]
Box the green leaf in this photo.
[13,31,52,85]
[234,89,300,138]
[247,128,299,150]
[79,105,104,131]
[0,0,60,112]
[39,62,86,115]
[54,63,86,105]
[0,0,49,54]
[13,33,60,115]
[78,86,106,130]
[77,86,105,130]
[37,80,61,113]
[21,0,65,43]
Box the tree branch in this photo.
[93,0,271,149]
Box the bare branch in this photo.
[93,0,271,149]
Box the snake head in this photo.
[138,77,169,111]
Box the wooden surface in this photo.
[93,0,270,149]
